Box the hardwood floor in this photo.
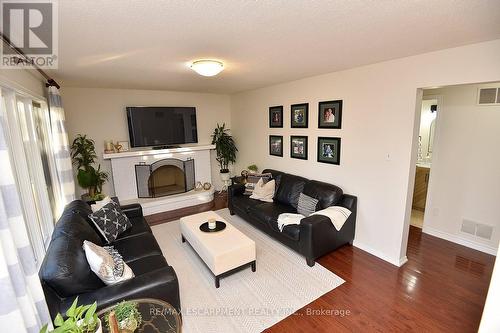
[265,226,495,332]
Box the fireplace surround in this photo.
[136,158,195,198]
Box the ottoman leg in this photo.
[215,276,220,288]
[251,261,256,272]
[181,235,185,243]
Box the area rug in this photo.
[151,208,344,333]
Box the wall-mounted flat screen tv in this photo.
[126,106,198,148]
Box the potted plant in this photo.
[40,297,102,333]
[105,300,142,333]
[71,134,109,201]
[247,164,258,174]
[211,123,237,183]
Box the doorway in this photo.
[410,96,438,229]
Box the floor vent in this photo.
[461,219,493,240]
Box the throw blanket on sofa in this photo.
[277,206,352,232]
[310,206,352,231]
[277,213,305,231]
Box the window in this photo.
[0,88,55,264]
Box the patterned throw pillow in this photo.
[297,193,319,217]
[88,201,132,243]
[83,240,134,285]
[244,173,272,195]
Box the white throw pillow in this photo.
[83,240,134,285]
[310,206,352,231]
[90,196,112,212]
[250,178,275,202]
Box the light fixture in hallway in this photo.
[190,60,224,77]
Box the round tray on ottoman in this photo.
[199,221,226,232]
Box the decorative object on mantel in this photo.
[113,142,123,153]
[240,169,249,178]
[71,134,109,201]
[117,141,130,152]
[104,140,115,154]
[211,123,238,192]
[203,182,212,190]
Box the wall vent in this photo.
[460,219,493,240]
[477,87,500,105]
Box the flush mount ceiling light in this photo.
[190,60,224,77]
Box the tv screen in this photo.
[126,106,198,148]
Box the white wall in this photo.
[230,39,500,266]
[62,87,231,196]
[422,84,500,254]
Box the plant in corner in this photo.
[211,123,237,184]
[71,134,109,200]
[40,297,102,333]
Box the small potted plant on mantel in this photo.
[71,134,109,202]
[211,123,238,186]
[40,297,102,333]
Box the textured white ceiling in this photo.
[52,0,500,93]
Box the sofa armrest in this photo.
[60,266,180,315]
[228,184,245,214]
[121,203,143,219]
[229,183,245,197]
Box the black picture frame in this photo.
[317,137,341,165]
[291,103,309,128]
[318,100,343,129]
[269,135,283,157]
[269,106,283,128]
[290,136,308,160]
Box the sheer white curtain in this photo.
[47,86,75,216]
[0,88,51,332]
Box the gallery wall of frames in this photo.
[268,100,342,165]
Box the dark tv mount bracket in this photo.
[152,145,181,150]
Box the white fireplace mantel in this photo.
[103,144,215,160]
[104,144,215,215]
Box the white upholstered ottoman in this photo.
[180,211,256,288]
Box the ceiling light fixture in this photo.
[190,60,224,77]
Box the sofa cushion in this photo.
[115,216,152,240]
[274,174,307,208]
[39,234,105,297]
[112,233,162,263]
[127,255,169,276]
[51,211,103,246]
[282,224,300,241]
[64,200,93,220]
[262,169,285,192]
[232,195,262,213]
[88,201,132,243]
[248,202,295,232]
[303,180,343,209]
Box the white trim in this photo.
[353,240,408,267]
[422,226,498,256]
[0,74,46,102]
[103,144,215,159]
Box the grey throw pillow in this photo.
[297,193,319,217]
[88,201,132,243]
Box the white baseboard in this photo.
[353,240,408,267]
[422,226,498,256]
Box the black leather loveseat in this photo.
[39,200,180,319]
[229,169,357,266]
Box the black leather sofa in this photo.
[39,200,180,319]
[228,169,357,266]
